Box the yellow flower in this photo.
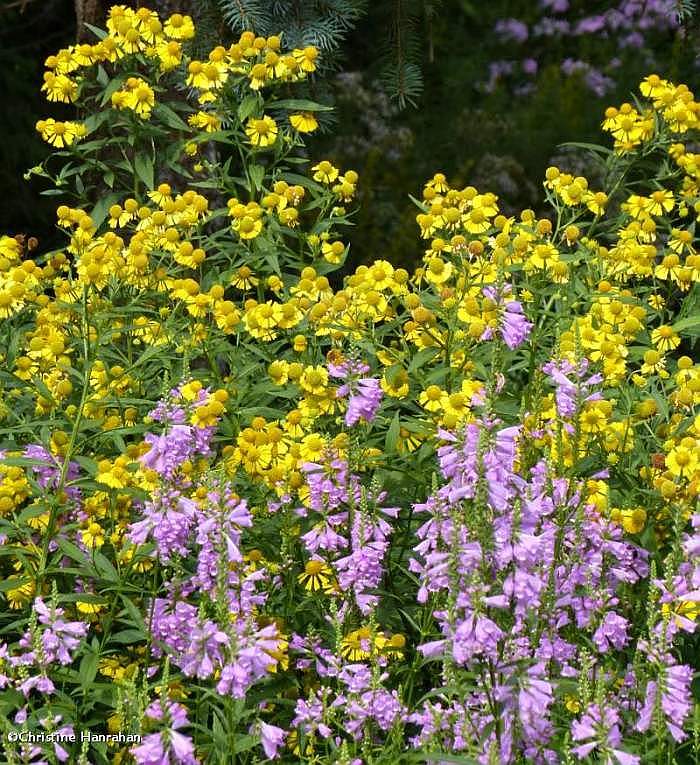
[268,360,289,385]
[41,72,78,103]
[245,115,278,148]
[297,559,335,593]
[230,265,259,290]
[81,521,105,549]
[665,446,698,477]
[298,433,327,462]
[312,160,339,184]
[641,349,666,375]
[76,600,106,616]
[289,112,318,133]
[164,13,195,40]
[121,78,156,118]
[651,324,680,352]
[340,627,373,661]
[292,46,319,73]
[299,365,328,396]
[35,118,85,148]
[5,579,35,609]
[189,111,221,133]
[321,240,345,265]
[156,39,182,71]
[419,385,447,413]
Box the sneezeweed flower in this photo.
[298,559,336,593]
[651,324,681,352]
[289,112,318,133]
[188,110,221,132]
[245,115,278,147]
[312,160,339,184]
[35,118,86,147]
[111,77,156,118]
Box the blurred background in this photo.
[1,0,698,265]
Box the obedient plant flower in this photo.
[330,359,384,426]
[131,701,199,765]
[571,703,640,764]
[542,357,604,420]
[481,284,533,349]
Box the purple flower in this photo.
[540,0,569,11]
[522,58,538,76]
[542,357,602,419]
[259,722,286,759]
[494,18,529,43]
[18,598,88,666]
[330,359,383,426]
[637,664,693,742]
[128,490,197,563]
[141,425,197,478]
[132,701,199,765]
[19,674,55,697]
[519,666,554,748]
[23,444,81,501]
[571,703,640,764]
[593,612,629,653]
[482,284,532,349]
[452,612,504,663]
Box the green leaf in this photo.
[90,192,121,228]
[233,735,258,754]
[0,577,31,593]
[248,164,265,192]
[408,348,440,373]
[79,649,99,690]
[120,595,147,633]
[134,153,154,190]
[57,538,88,564]
[237,94,259,122]
[270,99,333,112]
[385,411,401,453]
[672,315,700,336]
[99,75,126,107]
[92,551,119,581]
[153,103,190,131]
[558,141,613,156]
[83,22,108,40]
[109,629,146,645]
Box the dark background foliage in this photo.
[1,0,697,265]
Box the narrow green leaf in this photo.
[134,153,154,190]
[385,411,401,454]
[270,99,333,112]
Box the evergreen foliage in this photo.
[216,0,366,59]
